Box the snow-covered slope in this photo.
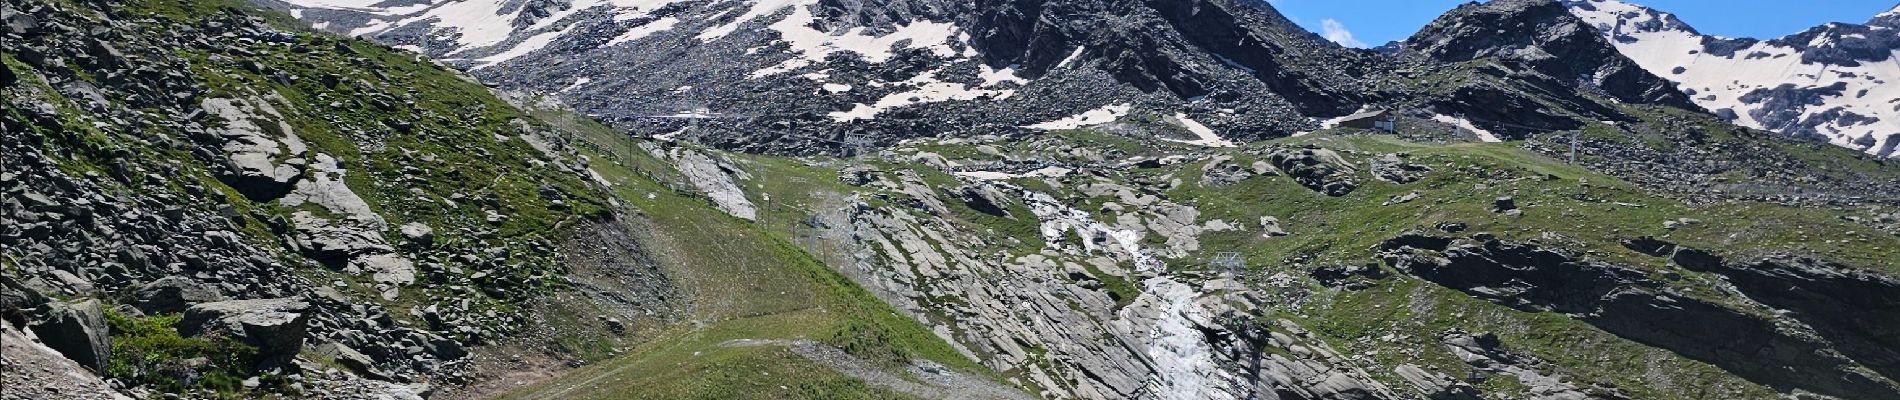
[260,0,1384,153]
[1567,0,1900,157]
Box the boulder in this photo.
[313,342,385,380]
[838,165,880,186]
[178,298,310,369]
[956,185,1014,217]
[1620,237,1676,257]
[1370,154,1432,184]
[399,222,434,247]
[1198,156,1252,187]
[30,299,110,372]
[1259,216,1289,237]
[1268,147,1359,196]
[1,276,48,325]
[1394,364,1481,400]
[1492,196,1520,216]
[356,253,416,286]
[668,149,756,221]
[134,276,226,314]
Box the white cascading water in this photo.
[1019,187,1238,399]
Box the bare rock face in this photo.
[658,146,757,221]
[281,153,415,288]
[1380,232,1900,399]
[179,298,312,369]
[200,96,308,201]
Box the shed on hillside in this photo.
[1336,109,1397,132]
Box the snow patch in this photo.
[1433,114,1501,143]
[828,72,1014,121]
[1055,46,1087,69]
[563,77,592,92]
[746,5,965,78]
[1166,113,1237,147]
[606,17,680,46]
[1025,104,1131,130]
[475,25,575,67]
[978,65,1028,87]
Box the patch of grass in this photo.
[104,311,262,396]
[499,311,921,400]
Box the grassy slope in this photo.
[100,0,616,336]
[499,111,996,399]
[1178,133,1889,399]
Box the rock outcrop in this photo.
[1379,232,1900,399]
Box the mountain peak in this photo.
[1407,0,1693,107]
[1874,3,1900,25]
[1564,0,1900,157]
[1563,0,1700,37]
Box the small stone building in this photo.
[1336,109,1397,132]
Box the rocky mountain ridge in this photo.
[1566,0,1900,158]
[264,0,1730,155]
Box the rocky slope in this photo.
[10,0,1900,399]
[1566,0,1900,158]
[0,0,623,396]
[259,0,1386,152]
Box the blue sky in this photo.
[1268,0,1900,48]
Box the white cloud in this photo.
[1320,18,1368,48]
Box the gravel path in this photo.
[720,339,1032,400]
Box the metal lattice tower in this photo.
[1211,252,1244,275]
[1569,130,1580,164]
[843,135,873,160]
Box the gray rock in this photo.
[666,148,757,221]
[1199,155,1253,187]
[200,97,307,201]
[179,298,311,368]
[1371,153,1433,184]
[1384,191,1422,206]
[1493,196,1517,213]
[1260,216,1289,237]
[956,184,1014,217]
[30,299,111,372]
[313,342,386,380]
[134,276,226,314]
[1395,364,1481,400]
[1,276,48,324]
[399,222,434,246]
[838,165,880,186]
[1268,147,1359,196]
